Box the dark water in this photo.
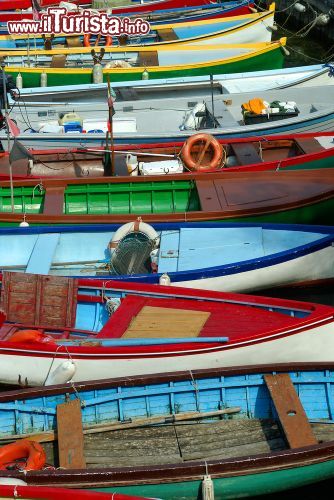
[273,24,331,67]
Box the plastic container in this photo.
[126,154,138,175]
[244,109,299,125]
[139,159,184,175]
[63,122,83,133]
[59,112,83,126]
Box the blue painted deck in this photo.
[0,368,333,437]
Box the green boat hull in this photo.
[0,176,333,226]
[285,155,334,171]
[93,458,334,499]
[6,46,285,87]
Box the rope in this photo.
[69,379,85,407]
[32,182,44,198]
[254,0,302,13]
[189,370,200,412]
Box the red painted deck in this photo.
[97,295,301,341]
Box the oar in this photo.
[55,337,229,346]
[106,75,115,176]
[0,406,241,444]
[79,148,177,159]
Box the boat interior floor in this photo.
[40,419,334,468]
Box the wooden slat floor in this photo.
[42,420,334,469]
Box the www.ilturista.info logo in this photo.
[7,8,151,35]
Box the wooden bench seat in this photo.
[138,51,159,67]
[43,186,65,216]
[230,142,263,166]
[157,28,179,41]
[57,400,86,469]
[294,137,325,155]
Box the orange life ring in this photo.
[7,329,55,344]
[181,133,224,172]
[84,34,112,47]
[0,439,46,471]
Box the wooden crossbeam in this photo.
[264,373,318,449]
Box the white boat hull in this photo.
[174,244,334,293]
[0,317,333,386]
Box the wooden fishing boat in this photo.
[0,271,334,385]
[0,39,287,88]
[0,3,256,34]
[1,221,334,291]
[0,132,328,177]
[0,361,334,498]
[0,132,333,181]
[1,6,275,49]
[7,82,334,150]
[0,484,150,500]
[0,168,333,226]
[13,64,332,107]
[0,0,255,23]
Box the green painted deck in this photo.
[0,180,200,215]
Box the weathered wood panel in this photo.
[123,305,210,338]
[264,373,318,448]
[0,272,78,327]
[57,399,86,469]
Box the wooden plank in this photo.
[123,305,210,338]
[230,142,263,166]
[26,233,60,275]
[0,272,78,327]
[196,179,222,212]
[294,137,325,155]
[157,28,179,41]
[138,51,159,67]
[43,186,65,216]
[57,399,86,469]
[264,373,318,449]
[13,407,241,445]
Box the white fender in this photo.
[44,360,76,386]
[0,478,28,485]
[109,220,160,254]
